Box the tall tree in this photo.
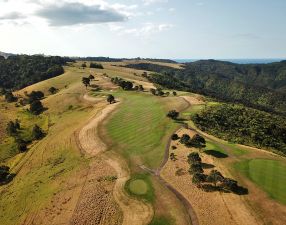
[82,77,90,89]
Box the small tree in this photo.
[6,121,17,136]
[16,139,27,152]
[107,94,115,104]
[82,63,87,68]
[88,74,95,80]
[156,89,164,96]
[82,77,90,89]
[32,125,44,140]
[171,133,179,140]
[187,152,202,164]
[173,91,177,96]
[192,173,207,188]
[187,134,206,149]
[0,166,10,183]
[48,87,58,94]
[180,134,190,144]
[167,110,179,120]
[30,100,44,115]
[207,170,224,187]
[189,163,204,174]
[28,91,44,103]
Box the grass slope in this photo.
[234,159,286,205]
[106,91,187,168]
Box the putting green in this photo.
[235,159,286,205]
[129,179,148,195]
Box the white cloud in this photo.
[142,0,168,6]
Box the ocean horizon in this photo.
[174,58,286,64]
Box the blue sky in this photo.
[0,0,285,58]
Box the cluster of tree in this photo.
[74,57,123,62]
[179,133,206,149]
[90,62,104,69]
[0,55,69,90]
[193,104,286,155]
[110,77,144,91]
[6,120,45,152]
[126,61,286,115]
[188,152,248,194]
[4,91,17,102]
[150,88,176,97]
[28,91,45,115]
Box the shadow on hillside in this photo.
[204,150,229,158]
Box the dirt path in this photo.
[75,93,153,225]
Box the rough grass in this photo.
[149,216,172,225]
[106,91,185,168]
[125,173,155,203]
[234,159,286,205]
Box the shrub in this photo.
[30,100,44,115]
[171,133,179,140]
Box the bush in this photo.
[90,62,104,69]
[180,134,190,144]
[48,87,58,94]
[5,91,17,102]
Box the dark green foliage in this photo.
[111,77,133,90]
[0,55,68,90]
[187,134,206,148]
[171,133,179,140]
[28,91,44,103]
[82,77,90,89]
[90,62,104,69]
[173,91,177,96]
[32,125,45,140]
[192,173,207,186]
[0,165,10,183]
[193,104,286,154]
[166,110,179,120]
[4,91,17,102]
[30,100,44,115]
[187,152,202,164]
[48,86,58,94]
[6,121,19,136]
[16,139,27,152]
[189,162,204,174]
[107,94,115,104]
[180,134,191,144]
[206,170,224,186]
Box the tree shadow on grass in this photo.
[204,150,228,158]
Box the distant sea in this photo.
[174,59,286,64]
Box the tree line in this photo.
[0,55,71,90]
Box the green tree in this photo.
[187,152,202,164]
[107,94,115,104]
[28,91,44,103]
[89,74,95,80]
[180,134,191,144]
[0,166,10,183]
[30,100,44,115]
[207,170,224,186]
[150,88,156,95]
[173,91,177,96]
[192,173,207,187]
[167,110,179,120]
[48,87,58,94]
[6,121,17,136]
[16,139,27,152]
[32,125,44,140]
[171,133,179,140]
[82,77,90,89]
[189,163,204,174]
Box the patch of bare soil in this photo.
[181,96,205,105]
[161,128,260,225]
